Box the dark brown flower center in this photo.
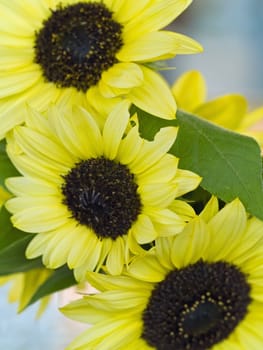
[142,260,251,350]
[34,2,123,91]
[61,157,142,239]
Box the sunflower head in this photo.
[5,102,200,278]
[61,198,263,349]
[34,2,123,92]
[0,0,203,138]
[142,259,251,349]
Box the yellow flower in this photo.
[0,0,202,139]
[61,197,263,349]
[172,70,263,149]
[5,102,200,279]
[0,268,52,317]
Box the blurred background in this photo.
[1,1,263,349]
[165,0,263,108]
[0,286,87,350]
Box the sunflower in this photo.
[61,197,263,350]
[5,101,200,279]
[0,268,52,317]
[172,70,263,149]
[0,0,202,139]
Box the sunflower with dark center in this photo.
[5,101,200,279]
[0,0,202,139]
[61,197,263,350]
[34,2,124,92]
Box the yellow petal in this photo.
[129,126,178,173]
[173,169,201,197]
[171,217,210,268]
[24,105,51,136]
[0,46,33,70]
[7,199,69,233]
[169,200,196,221]
[86,86,122,126]
[0,80,60,137]
[132,214,157,244]
[13,126,74,168]
[147,208,186,236]
[139,183,178,208]
[0,33,32,47]
[0,98,27,139]
[26,232,53,259]
[36,296,52,319]
[124,0,192,38]
[127,66,177,119]
[138,154,178,184]
[64,318,135,350]
[117,124,143,164]
[199,196,219,222]
[85,270,148,292]
[17,269,51,312]
[5,177,57,197]
[52,105,103,158]
[106,237,125,275]
[75,239,103,279]
[111,0,149,23]
[67,228,96,269]
[127,232,147,256]
[6,146,63,184]
[102,100,130,160]
[235,321,263,350]
[206,199,247,261]
[230,217,263,266]
[101,63,143,88]
[194,95,248,130]
[155,237,174,269]
[0,2,37,35]
[128,254,166,282]
[118,31,202,62]
[0,0,49,29]
[93,318,142,350]
[42,231,74,269]
[60,297,109,323]
[98,79,131,98]
[0,68,41,98]
[172,70,206,111]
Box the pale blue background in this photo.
[1,1,263,349]
[165,0,263,107]
[0,285,86,350]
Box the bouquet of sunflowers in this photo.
[1,0,263,349]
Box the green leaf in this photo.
[27,265,76,307]
[0,140,19,189]
[0,206,25,250]
[0,236,43,275]
[136,107,263,220]
[0,206,43,275]
[131,105,177,140]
